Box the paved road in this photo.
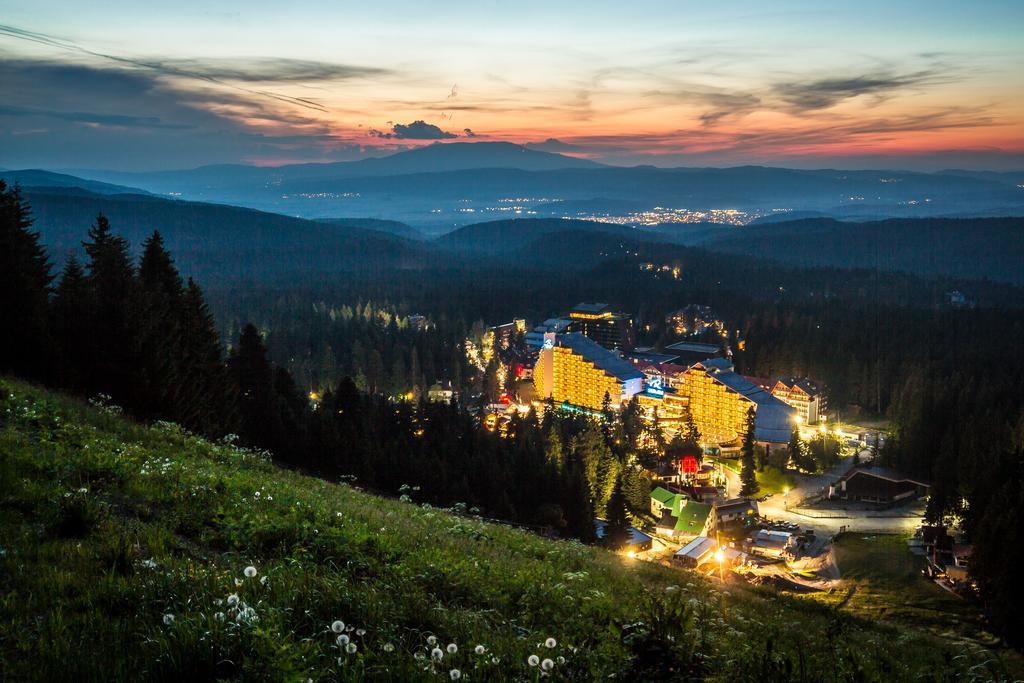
[720,454,923,536]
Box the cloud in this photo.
[0,104,193,130]
[463,128,478,138]
[772,70,948,111]
[369,120,457,140]
[0,23,386,112]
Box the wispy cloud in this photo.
[772,70,952,111]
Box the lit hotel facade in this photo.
[534,333,644,411]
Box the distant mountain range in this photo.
[0,169,149,196]
[13,174,1024,286]
[31,143,1018,227]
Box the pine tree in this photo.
[50,257,89,390]
[81,214,137,402]
[0,181,52,379]
[228,324,284,452]
[135,231,184,418]
[175,278,235,436]
[739,406,760,497]
[603,476,632,550]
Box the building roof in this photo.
[774,377,824,397]
[625,349,681,365]
[571,302,613,314]
[673,500,711,533]
[650,486,677,507]
[557,333,645,382]
[716,498,758,514]
[837,465,930,488]
[665,341,722,354]
[675,536,717,560]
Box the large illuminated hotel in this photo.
[533,333,644,411]
[534,336,794,445]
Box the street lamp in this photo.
[714,547,726,582]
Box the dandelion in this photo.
[544,637,557,649]
[383,643,395,653]
[227,594,240,607]
[162,614,175,625]
[427,635,438,646]
[331,620,346,633]
[234,578,243,586]
[260,575,268,586]
[528,655,540,667]
[336,634,350,646]
[474,645,486,655]
[214,612,226,621]
[450,669,461,680]
[337,657,344,666]
[542,658,554,671]
[447,643,458,654]
[345,642,357,654]
[414,652,426,661]
[432,647,444,661]
[556,656,565,665]
[356,629,366,636]
[244,566,257,578]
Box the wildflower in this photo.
[234,578,243,586]
[336,634,350,646]
[162,614,175,625]
[427,635,438,646]
[346,642,357,654]
[544,637,557,649]
[450,669,462,680]
[528,655,540,667]
[556,656,565,665]
[383,643,395,653]
[227,594,240,607]
[337,657,344,666]
[260,575,268,586]
[447,643,458,654]
[243,566,257,578]
[141,559,157,569]
[542,658,554,671]
[214,612,226,621]
[332,620,346,633]
[432,647,444,661]
[414,652,426,661]
[474,645,486,655]
[356,629,366,636]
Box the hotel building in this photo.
[679,359,794,445]
[770,377,827,425]
[533,332,644,411]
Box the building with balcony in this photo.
[533,332,644,411]
[770,377,827,425]
[679,359,795,445]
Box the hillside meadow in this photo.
[0,378,1017,681]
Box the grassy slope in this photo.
[0,379,1016,681]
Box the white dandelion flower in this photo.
[432,647,444,661]
[427,635,438,646]
[383,643,395,653]
[542,658,554,671]
[227,594,239,607]
[331,620,346,633]
[260,575,268,586]
[544,637,557,649]
[162,614,175,625]
[345,642,357,654]
[243,566,257,578]
[446,643,457,654]
[449,669,461,680]
[336,634,350,646]
[556,656,565,665]
[234,578,243,586]
[356,629,366,636]
[528,655,540,667]
[474,645,486,655]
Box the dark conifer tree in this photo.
[739,407,760,497]
[50,257,90,390]
[0,181,52,379]
[135,231,184,418]
[176,278,235,436]
[228,324,285,453]
[603,477,632,550]
[81,213,137,401]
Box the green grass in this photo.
[0,378,1019,681]
[830,533,990,642]
[756,466,796,496]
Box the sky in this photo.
[1,0,1022,171]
